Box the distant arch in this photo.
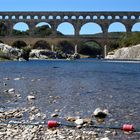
[13,22,29,31]
[80,22,102,35]
[57,22,75,35]
[56,41,74,54]
[132,22,140,32]
[108,22,126,32]
[33,40,51,50]
[12,40,27,49]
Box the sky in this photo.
[0,0,140,34]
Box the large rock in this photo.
[0,43,22,57]
[106,44,140,60]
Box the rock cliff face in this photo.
[106,44,140,60]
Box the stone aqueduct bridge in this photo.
[0,11,140,53]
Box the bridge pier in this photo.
[74,44,78,54]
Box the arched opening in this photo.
[48,16,53,19]
[93,16,98,19]
[33,40,51,50]
[86,16,90,19]
[78,41,103,58]
[13,22,29,36]
[12,16,16,19]
[57,22,75,35]
[0,22,7,36]
[108,22,126,32]
[123,16,128,19]
[79,16,83,19]
[35,22,52,36]
[64,16,68,19]
[34,16,38,19]
[71,16,76,20]
[56,16,61,19]
[5,16,9,19]
[108,16,112,19]
[41,16,46,19]
[19,16,23,19]
[12,40,27,49]
[80,22,102,35]
[100,16,105,19]
[26,16,31,19]
[132,22,140,32]
[56,41,74,54]
[115,16,120,19]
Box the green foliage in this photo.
[12,41,27,49]
[0,51,11,60]
[79,41,102,57]
[34,25,52,36]
[12,29,29,36]
[56,41,74,54]
[119,32,140,47]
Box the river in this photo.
[0,59,140,129]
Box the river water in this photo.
[0,59,140,128]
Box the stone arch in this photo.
[108,16,112,19]
[41,16,46,19]
[131,16,135,19]
[93,16,98,19]
[79,16,84,19]
[115,16,120,19]
[56,16,61,19]
[12,40,27,49]
[33,40,51,50]
[36,22,51,28]
[56,40,74,54]
[123,16,128,19]
[57,22,75,35]
[132,22,140,32]
[34,16,38,19]
[5,16,9,19]
[63,16,68,19]
[19,16,23,19]
[35,22,52,36]
[86,16,90,19]
[78,40,103,57]
[26,16,31,19]
[80,22,103,35]
[12,16,16,19]
[71,16,76,20]
[108,22,126,32]
[48,16,53,19]
[13,22,29,31]
[100,15,105,19]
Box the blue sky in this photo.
[0,0,140,11]
[0,0,140,34]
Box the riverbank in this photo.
[0,108,139,140]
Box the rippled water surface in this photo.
[0,59,140,127]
